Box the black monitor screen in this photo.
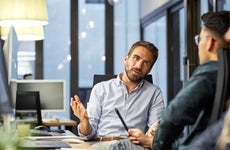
[16,91,39,112]
[15,91,42,125]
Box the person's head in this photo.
[196,11,230,64]
[124,41,158,82]
[23,73,32,80]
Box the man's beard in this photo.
[125,67,144,83]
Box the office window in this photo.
[43,0,70,118]
[114,0,140,74]
[143,16,167,105]
[78,0,105,87]
[77,1,140,107]
[200,0,209,14]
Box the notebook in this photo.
[17,140,71,149]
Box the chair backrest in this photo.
[16,91,42,125]
[93,74,153,86]
[209,48,230,124]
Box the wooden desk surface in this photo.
[42,118,77,127]
[64,130,93,150]
[23,130,92,150]
[70,142,93,150]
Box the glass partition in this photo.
[43,0,70,118]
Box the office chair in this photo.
[93,74,153,86]
[16,91,43,126]
[209,48,230,125]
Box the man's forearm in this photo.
[79,119,92,135]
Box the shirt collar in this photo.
[115,73,145,90]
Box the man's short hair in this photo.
[128,41,159,65]
[201,11,230,39]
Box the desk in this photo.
[63,131,93,150]
[42,118,77,130]
[23,130,92,150]
[70,142,93,150]
[16,118,77,131]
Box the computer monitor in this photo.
[10,80,66,113]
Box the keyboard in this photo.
[29,129,66,136]
[29,129,51,136]
[50,129,66,133]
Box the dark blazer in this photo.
[153,61,218,150]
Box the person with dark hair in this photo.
[123,11,229,150]
[70,41,164,149]
[186,16,230,150]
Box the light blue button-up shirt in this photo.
[78,74,164,140]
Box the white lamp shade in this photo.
[0,0,48,26]
[1,26,44,41]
